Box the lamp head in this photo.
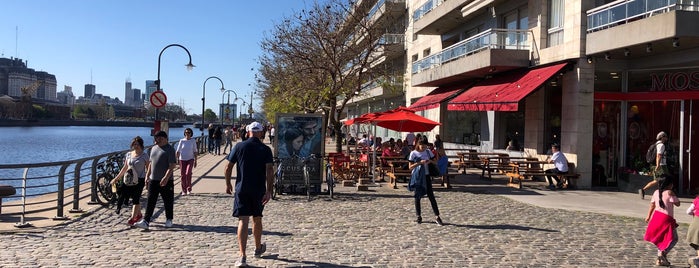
[220,87,225,93]
[186,62,195,71]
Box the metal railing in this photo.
[411,28,530,74]
[587,0,699,33]
[0,136,206,228]
[378,33,405,45]
[368,0,406,20]
[412,0,445,21]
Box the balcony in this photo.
[586,0,699,55]
[368,0,406,23]
[413,0,466,35]
[344,76,404,105]
[411,29,531,87]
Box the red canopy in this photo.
[344,112,385,125]
[372,110,440,132]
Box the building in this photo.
[145,80,157,106]
[124,80,133,106]
[56,85,75,105]
[0,57,57,101]
[341,0,699,191]
[132,88,142,106]
[84,84,96,99]
[219,103,238,124]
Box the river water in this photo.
[0,126,193,197]
[1,126,192,165]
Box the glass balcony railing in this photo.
[587,0,699,33]
[411,28,530,74]
[412,0,445,21]
[378,33,405,45]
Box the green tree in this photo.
[203,109,217,124]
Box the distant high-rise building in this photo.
[124,80,133,106]
[57,85,75,105]
[145,80,157,105]
[132,88,142,106]
[84,84,96,98]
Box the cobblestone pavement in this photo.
[1,177,696,268]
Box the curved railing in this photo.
[0,136,208,228]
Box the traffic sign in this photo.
[150,91,167,108]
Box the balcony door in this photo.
[503,7,528,49]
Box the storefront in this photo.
[594,68,699,193]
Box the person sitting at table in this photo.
[544,143,569,190]
[357,134,370,147]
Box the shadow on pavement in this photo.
[465,224,558,232]
[262,254,371,268]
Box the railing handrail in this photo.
[411,28,531,74]
[586,0,699,33]
[413,0,445,21]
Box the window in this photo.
[411,54,418,62]
[547,0,564,47]
[422,48,431,57]
[503,7,528,49]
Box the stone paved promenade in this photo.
[1,141,698,267]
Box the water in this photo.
[0,126,191,164]
[0,126,193,197]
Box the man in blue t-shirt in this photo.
[224,121,274,267]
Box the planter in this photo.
[617,173,653,193]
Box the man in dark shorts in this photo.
[224,121,274,267]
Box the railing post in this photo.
[88,157,101,205]
[70,160,85,213]
[53,164,69,220]
[14,168,33,228]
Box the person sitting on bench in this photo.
[545,143,569,190]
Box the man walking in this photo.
[134,130,177,230]
[224,122,274,267]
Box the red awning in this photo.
[447,63,569,111]
[408,85,466,111]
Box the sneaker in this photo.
[133,219,149,230]
[639,189,645,200]
[548,184,556,190]
[435,216,444,226]
[181,191,187,196]
[254,243,266,258]
[234,256,247,267]
[416,216,422,224]
[165,219,173,228]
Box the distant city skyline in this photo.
[0,0,313,115]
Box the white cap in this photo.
[246,122,264,132]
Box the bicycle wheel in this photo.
[326,165,334,199]
[304,166,310,201]
[273,171,283,200]
[95,174,116,206]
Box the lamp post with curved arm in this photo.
[155,44,195,122]
[221,89,238,126]
[202,76,224,136]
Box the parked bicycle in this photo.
[272,157,283,200]
[272,154,318,201]
[302,154,317,201]
[95,153,125,206]
[324,155,334,199]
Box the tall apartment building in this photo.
[145,80,157,106]
[124,80,133,106]
[84,84,96,98]
[343,0,699,191]
[57,85,75,105]
[0,57,58,101]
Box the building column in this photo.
[561,58,595,189]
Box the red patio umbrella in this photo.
[344,112,386,125]
[372,110,441,132]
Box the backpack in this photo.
[646,142,658,164]
[123,167,138,186]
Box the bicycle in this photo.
[300,154,318,201]
[324,155,334,199]
[95,153,124,206]
[272,157,284,200]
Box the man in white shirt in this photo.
[544,143,569,190]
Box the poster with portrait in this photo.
[274,113,325,194]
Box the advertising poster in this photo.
[274,113,325,194]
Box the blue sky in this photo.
[0,0,312,114]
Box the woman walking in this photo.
[112,136,149,225]
[408,139,444,226]
[176,128,198,195]
[644,176,680,266]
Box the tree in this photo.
[258,0,397,152]
[203,109,217,124]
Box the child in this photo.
[435,147,450,188]
[687,192,699,267]
[644,177,680,267]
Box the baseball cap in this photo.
[246,122,264,132]
[656,131,667,140]
[154,131,168,138]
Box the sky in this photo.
[0,0,313,115]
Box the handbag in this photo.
[123,168,138,186]
[427,162,440,176]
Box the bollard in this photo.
[15,168,33,228]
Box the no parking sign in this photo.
[150,91,167,108]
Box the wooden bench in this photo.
[386,160,411,189]
[0,185,17,215]
[557,163,580,189]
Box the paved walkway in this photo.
[1,141,698,267]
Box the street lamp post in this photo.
[155,44,195,122]
[202,76,224,136]
[220,89,238,126]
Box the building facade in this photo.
[0,57,57,102]
[342,0,699,191]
